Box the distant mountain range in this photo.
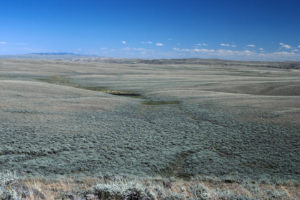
[0,53,299,69]
[31,52,80,56]
[0,52,96,59]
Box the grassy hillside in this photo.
[0,58,299,199]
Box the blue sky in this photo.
[1,0,300,60]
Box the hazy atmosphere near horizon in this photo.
[1,1,300,200]
[1,0,300,60]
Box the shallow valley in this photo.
[0,58,299,199]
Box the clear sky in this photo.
[1,0,300,60]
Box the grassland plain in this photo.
[0,58,299,199]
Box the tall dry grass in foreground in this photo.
[0,172,299,199]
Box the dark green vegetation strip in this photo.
[38,76,142,97]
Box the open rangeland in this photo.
[0,58,299,199]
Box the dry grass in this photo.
[1,175,299,199]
